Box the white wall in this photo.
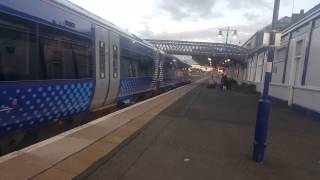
[269,84,289,101]
[242,17,320,113]
[293,87,320,112]
[305,25,320,87]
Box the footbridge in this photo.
[145,39,249,65]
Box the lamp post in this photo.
[253,0,280,162]
[218,26,238,44]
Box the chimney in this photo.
[291,9,305,23]
[300,9,304,15]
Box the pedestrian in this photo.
[226,77,232,91]
[220,74,227,91]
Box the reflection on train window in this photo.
[138,56,154,77]
[163,58,176,80]
[119,37,155,79]
[128,63,137,77]
[0,18,40,81]
[113,45,118,78]
[39,25,93,79]
[99,41,106,79]
[0,12,93,81]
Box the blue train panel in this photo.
[0,79,94,134]
[118,77,154,101]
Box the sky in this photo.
[69,0,319,45]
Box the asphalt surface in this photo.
[83,81,320,180]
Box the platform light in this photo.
[233,30,238,38]
[208,57,212,61]
[218,30,223,38]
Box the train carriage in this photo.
[0,0,189,149]
[159,54,190,89]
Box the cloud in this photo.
[136,22,154,38]
[138,18,271,45]
[136,0,279,43]
[157,0,271,21]
[243,13,263,21]
[158,0,223,21]
[226,0,271,9]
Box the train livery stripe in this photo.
[0,79,94,134]
[118,77,154,100]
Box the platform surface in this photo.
[83,82,320,180]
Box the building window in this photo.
[293,40,304,86]
[295,40,303,57]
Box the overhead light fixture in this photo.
[218,30,223,38]
[233,30,238,38]
[208,57,212,61]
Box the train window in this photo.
[99,41,106,79]
[128,65,132,77]
[39,25,93,79]
[127,63,137,78]
[113,45,118,78]
[0,16,42,81]
[119,37,155,79]
[132,64,137,77]
[5,47,15,54]
[72,43,93,78]
[0,12,92,81]
[138,56,154,77]
[132,62,138,77]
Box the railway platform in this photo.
[1,79,320,180]
[83,81,320,180]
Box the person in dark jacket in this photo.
[226,77,232,91]
[220,74,227,91]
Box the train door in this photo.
[90,26,110,110]
[103,31,120,105]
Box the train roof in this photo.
[49,0,155,49]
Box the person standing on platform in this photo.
[226,76,232,91]
[220,74,227,91]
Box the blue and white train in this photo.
[0,0,190,139]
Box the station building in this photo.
[240,3,320,113]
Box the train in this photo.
[0,0,190,147]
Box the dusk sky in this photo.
[69,0,319,45]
